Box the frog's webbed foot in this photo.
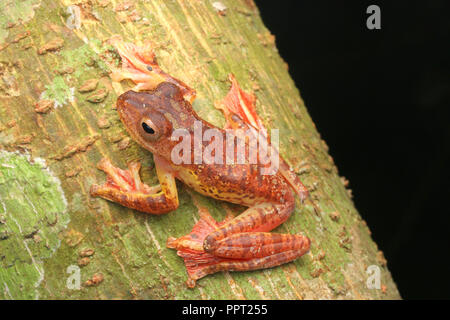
[215,74,263,131]
[216,74,309,202]
[108,36,196,103]
[90,158,178,215]
[167,210,235,288]
[91,158,160,194]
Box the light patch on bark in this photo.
[0,151,69,299]
[0,0,41,43]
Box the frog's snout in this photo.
[117,90,147,112]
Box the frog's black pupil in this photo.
[142,122,155,134]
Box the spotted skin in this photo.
[90,40,310,287]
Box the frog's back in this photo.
[175,161,293,207]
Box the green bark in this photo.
[0,0,400,299]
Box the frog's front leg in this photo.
[168,195,310,287]
[90,157,178,214]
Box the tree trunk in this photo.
[0,0,400,299]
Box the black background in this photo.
[255,0,450,299]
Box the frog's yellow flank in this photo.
[90,39,310,287]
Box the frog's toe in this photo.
[95,158,134,191]
[92,158,161,196]
[89,184,102,197]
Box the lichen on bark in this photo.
[0,151,69,299]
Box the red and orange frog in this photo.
[91,38,311,287]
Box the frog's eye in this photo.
[142,122,155,134]
[140,118,162,142]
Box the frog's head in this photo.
[116,82,195,159]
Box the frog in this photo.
[90,38,311,287]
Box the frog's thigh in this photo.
[202,200,307,258]
[210,232,310,260]
[202,202,310,266]
[204,202,294,250]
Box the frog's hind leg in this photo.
[90,157,178,215]
[168,197,310,287]
[203,198,310,260]
[215,74,309,201]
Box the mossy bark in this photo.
[0,0,400,299]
